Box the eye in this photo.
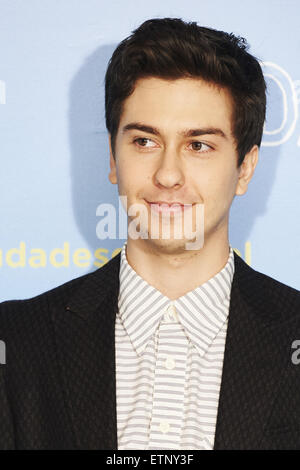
[133,137,157,148]
[189,141,212,153]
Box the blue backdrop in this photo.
[1,0,299,302]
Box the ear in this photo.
[235,145,259,196]
[108,134,117,185]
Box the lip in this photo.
[145,200,193,214]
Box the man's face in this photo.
[109,77,257,254]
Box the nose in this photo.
[154,147,184,189]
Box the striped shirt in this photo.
[115,241,235,450]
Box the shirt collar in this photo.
[118,241,235,357]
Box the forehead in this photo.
[119,77,234,137]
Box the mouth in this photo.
[145,200,194,214]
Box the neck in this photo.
[125,234,230,300]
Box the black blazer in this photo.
[0,251,300,450]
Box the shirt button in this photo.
[165,356,176,369]
[159,420,170,434]
[166,304,178,322]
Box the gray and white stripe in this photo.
[115,242,234,450]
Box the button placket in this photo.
[148,315,188,449]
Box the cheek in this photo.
[116,159,146,195]
[199,169,237,208]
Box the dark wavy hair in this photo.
[105,18,266,167]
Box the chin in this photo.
[142,236,197,255]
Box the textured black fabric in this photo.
[0,252,300,450]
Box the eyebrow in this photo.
[121,122,228,139]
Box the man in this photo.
[1,18,300,450]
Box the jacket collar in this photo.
[65,252,121,319]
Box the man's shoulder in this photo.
[0,253,121,328]
[233,252,300,316]
[256,267,300,306]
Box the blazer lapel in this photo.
[51,253,121,450]
[214,253,297,449]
